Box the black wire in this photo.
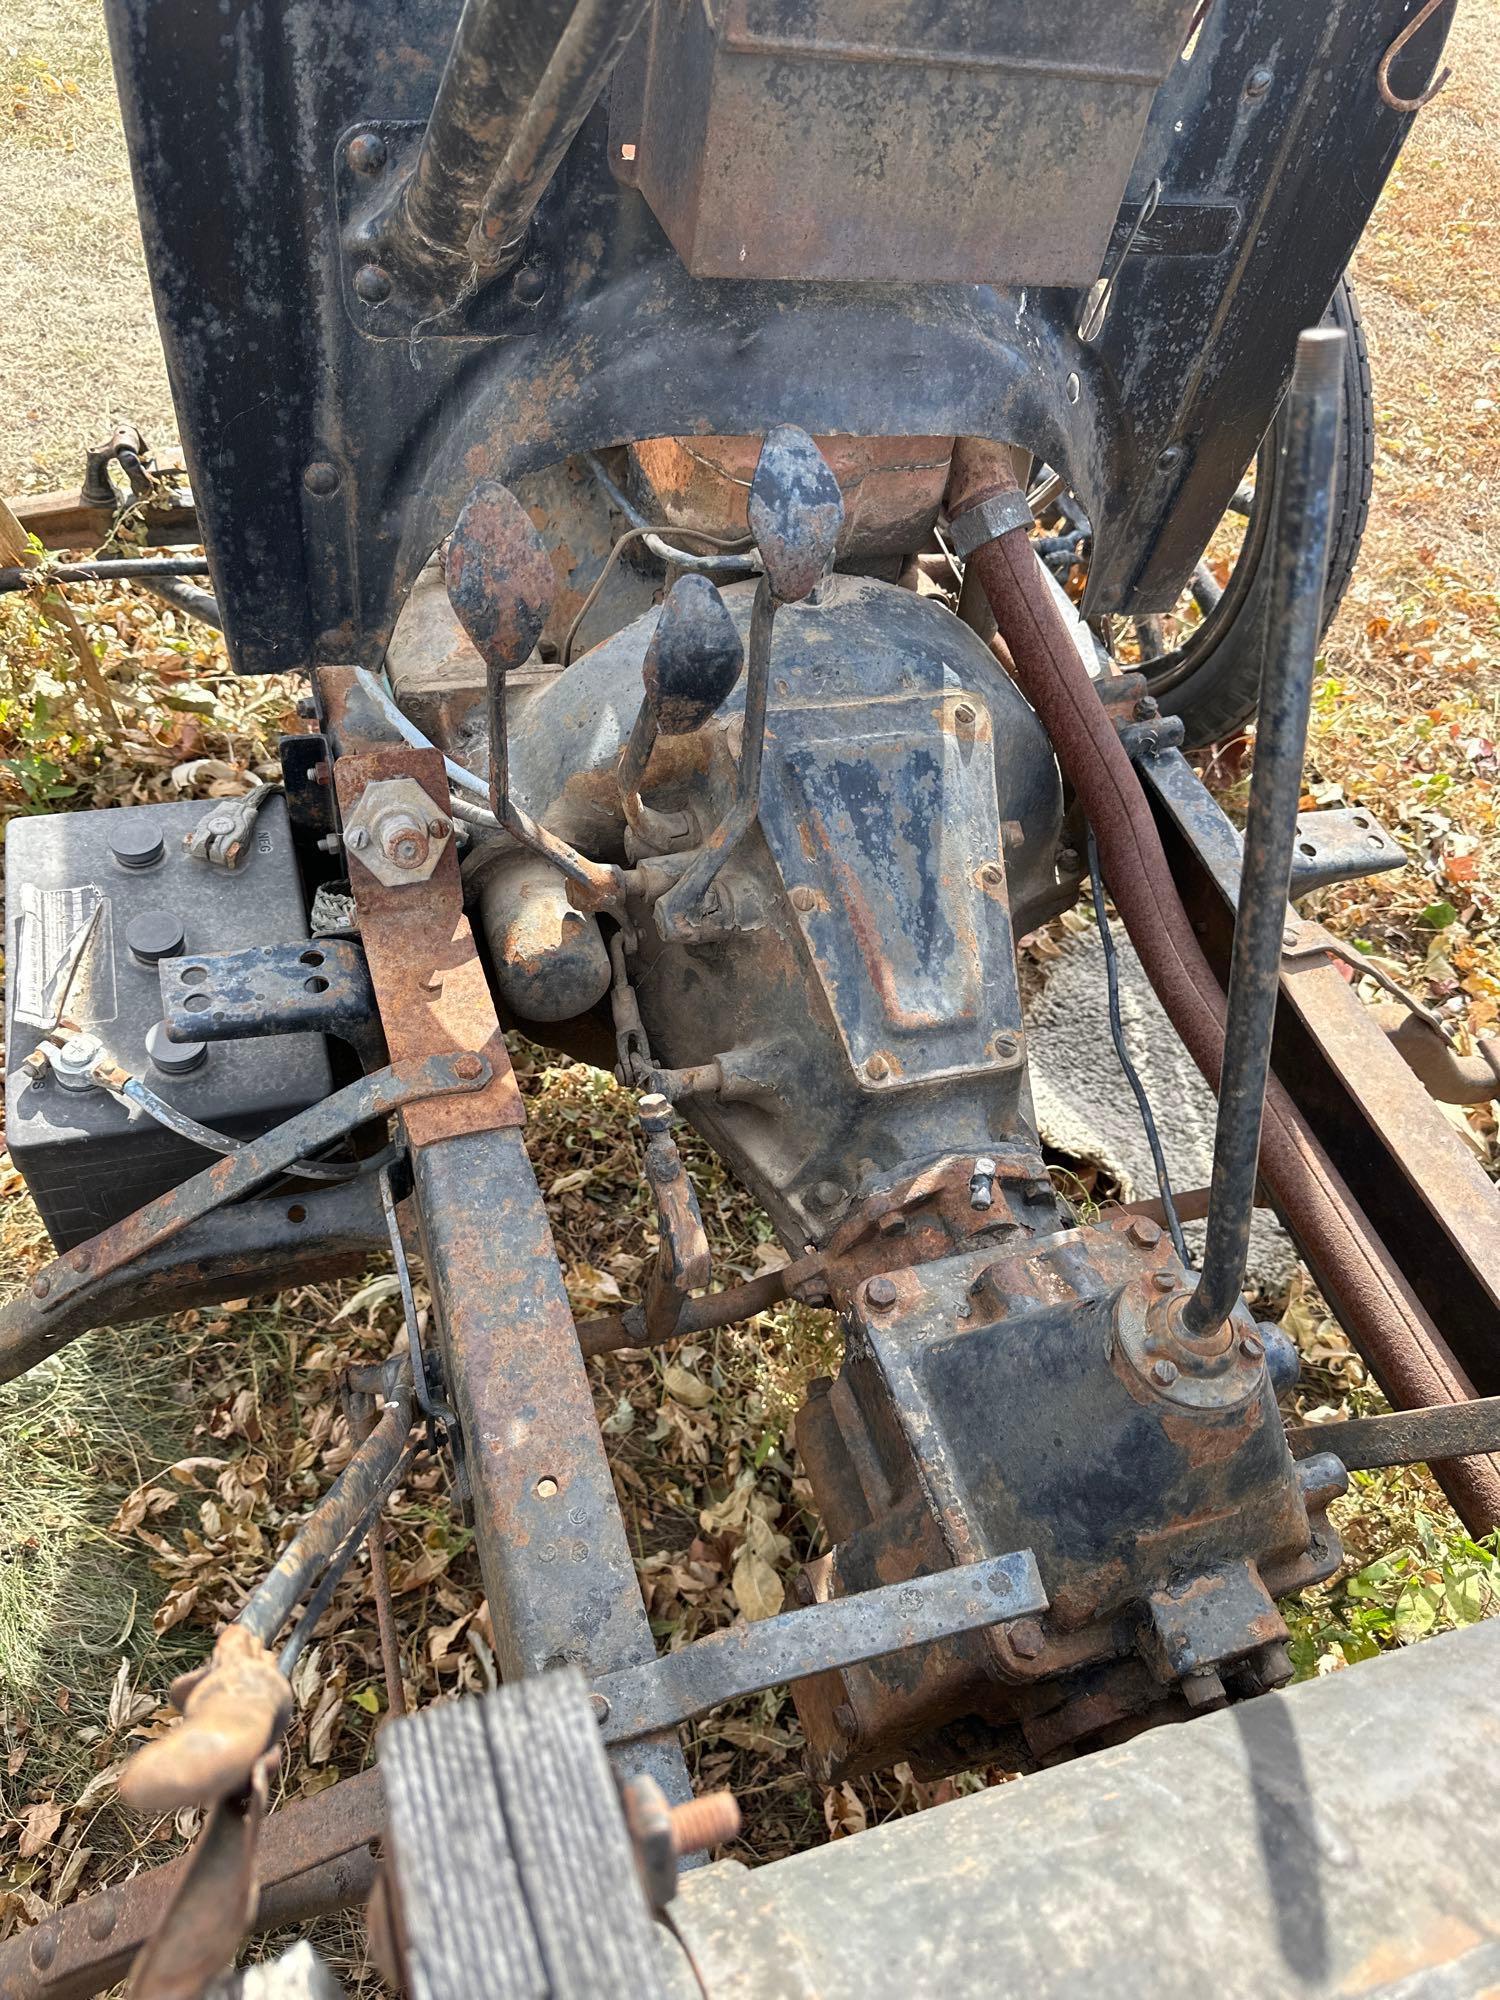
[1085,825,1191,1266]
[276,1442,416,1676]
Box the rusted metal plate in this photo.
[612,0,1196,284]
[330,738,524,1144]
[0,1770,382,2000]
[411,1130,691,1802]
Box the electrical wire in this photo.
[1085,825,1191,1265]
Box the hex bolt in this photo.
[1152,1358,1180,1387]
[790,886,816,913]
[453,1053,484,1081]
[1057,846,1081,875]
[1134,695,1160,721]
[1152,1271,1177,1293]
[866,1276,898,1311]
[1008,1619,1046,1661]
[354,263,393,305]
[1023,1176,1052,1204]
[670,1794,741,1856]
[969,1156,998,1211]
[1128,1216,1162,1249]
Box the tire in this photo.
[1146,277,1375,749]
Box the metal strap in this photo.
[593,1550,1046,1744]
[948,490,1035,558]
[1288,1395,1500,1471]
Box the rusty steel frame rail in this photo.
[321,668,694,1805]
[1142,750,1500,1399]
[0,1771,384,2000]
[950,448,1500,1533]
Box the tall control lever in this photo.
[654,425,844,940]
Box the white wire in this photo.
[352,666,490,802]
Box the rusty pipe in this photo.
[946,444,1500,1533]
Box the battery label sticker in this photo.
[11,884,117,1029]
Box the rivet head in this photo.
[346,131,388,175]
[589,1692,611,1724]
[1152,1358,1179,1387]
[1158,445,1184,472]
[303,459,340,497]
[1246,65,1273,97]
[353,263,393,305]
[69,1248,91,1272]
[865,1055,890,1081]
[512,263,548,305]
[790,886,816,913]
[31,1273,51,1298]
[86,1894,119,1941]
[30,1928,57,1970]
[866,1277,898,1311]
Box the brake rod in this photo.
[592,1550,1047,1744]
[1287,1396,1500,1472]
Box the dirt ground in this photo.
[1,0,1498,1985]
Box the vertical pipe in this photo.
[1180,327,1345,1336]
[393,0,575,276]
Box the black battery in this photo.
[5,796,333,1250]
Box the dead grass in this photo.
[0,0,175,492]
[1,0,1498,1978]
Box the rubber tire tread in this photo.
[1161,276,1374,749]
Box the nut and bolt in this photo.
[1152,1358,1180,1388]
[969,1156,998,1212]
[1128,1216,1161,1249]
[1134,695,1160,722]
[1057,846,1081,875]
[1008,1619,1046,1661]
[866,1276,898,1311]
[374,808,430,871]
[790,886,816,913]
[353,263,393,305]
[668,1794,742,1857]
